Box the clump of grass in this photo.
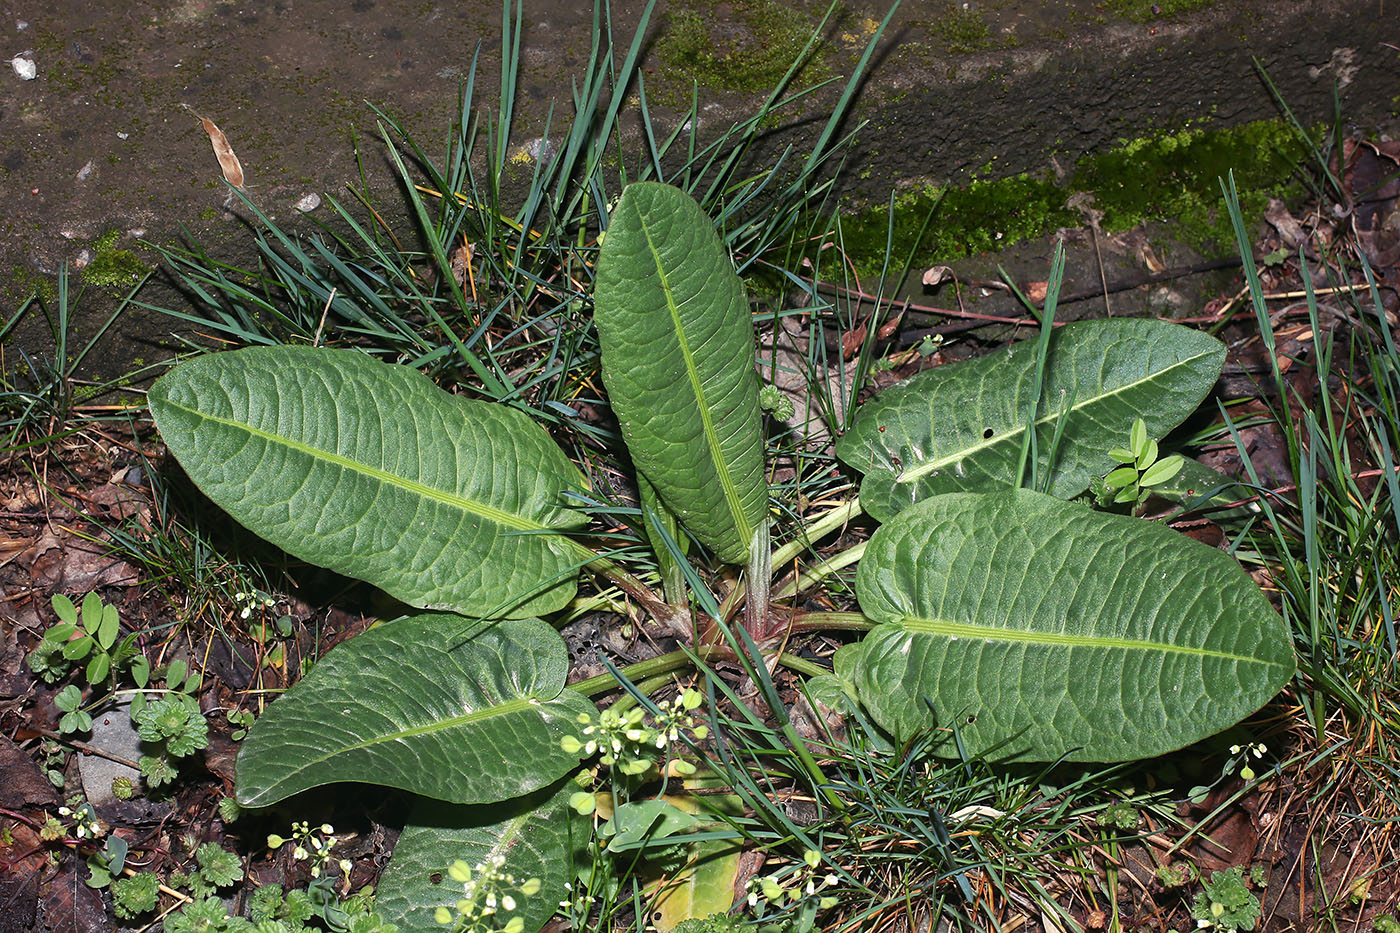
[1215,172,1400,922]
[1,266,146,453]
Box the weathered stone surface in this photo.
[0,0,1391,366]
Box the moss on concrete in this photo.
[1072,120,1308,248]
[1105,0,1215,22]
[7,266,58,305]
[654,0,833,97]
[836,118,1311,276]
[929,3,995,54]
[82,230,151,290]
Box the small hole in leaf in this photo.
[982,428,993,439]
[967,715,977,724]
[429,872,443,885]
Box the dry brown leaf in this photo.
[24,527,139,590]
[840,322,867,360]
[1264,197,1307,249]
[876,311,903,340]
[183,104,245,188]
[922,264,955,286]
[1027,280,1049,303]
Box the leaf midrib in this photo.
[894,348,1217,485]
[636,207,753,547]
[169,400,551,533]
[250,694,540,800]
[896,616,1278,665]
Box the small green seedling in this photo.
[132,691,209,787]
[28,592,149,688]
[1099,417,1186,507]
[1191,866,1263,932]
[226,707,255,741]
[54,685,91,735]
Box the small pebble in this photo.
[76,158,94,181]
[10,54,36,80]
[294,193,321,213]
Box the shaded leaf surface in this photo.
[149,346,587,618]
[647,793,744,931]
[595,182,767,563]
[836,320,1225,521]
[377,778,582,933]
[853,489,1295,761]
[236,615,594,807]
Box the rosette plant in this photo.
[149,182,1294,932]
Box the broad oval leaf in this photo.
[595,182,767,563]
[149,346,587,618]
[376,778,583,933]
[853,489,1295,761]
[235,615,595,807]
[835,319,1225,522]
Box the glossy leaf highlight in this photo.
[149,346,588,618]
[853,489,1295,761]
[835,319,1225,521]
[376,779,582,933]
[594,182,767,562]
[235,615,594,807]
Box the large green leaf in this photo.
[149,346,587,618]
[594,182,767,563]
[835,319,1225,522]
[377,778,583,933]
[853,489,1295,761]
[235,615,594,807]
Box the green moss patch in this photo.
[655,0,831,96]
[1105,0,1216,22]
[1071,121,1307,247]
[836,119,1311,276]
[930,3,995,53]
[83,230,151,289]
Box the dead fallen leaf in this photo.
[876,311,903,340]
[0,823,43,933]
[1264,198,1308,250]
[183,104,245,188]
[41,855,109,933]
[840,322,867,361]
[922,264,955,287]
[23,527,139,591]
[0,735,60,808]
[1027,280,1049,304]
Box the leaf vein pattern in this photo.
[895,350,1217,484]
[636,209,753,547]
[163,400,553,533]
